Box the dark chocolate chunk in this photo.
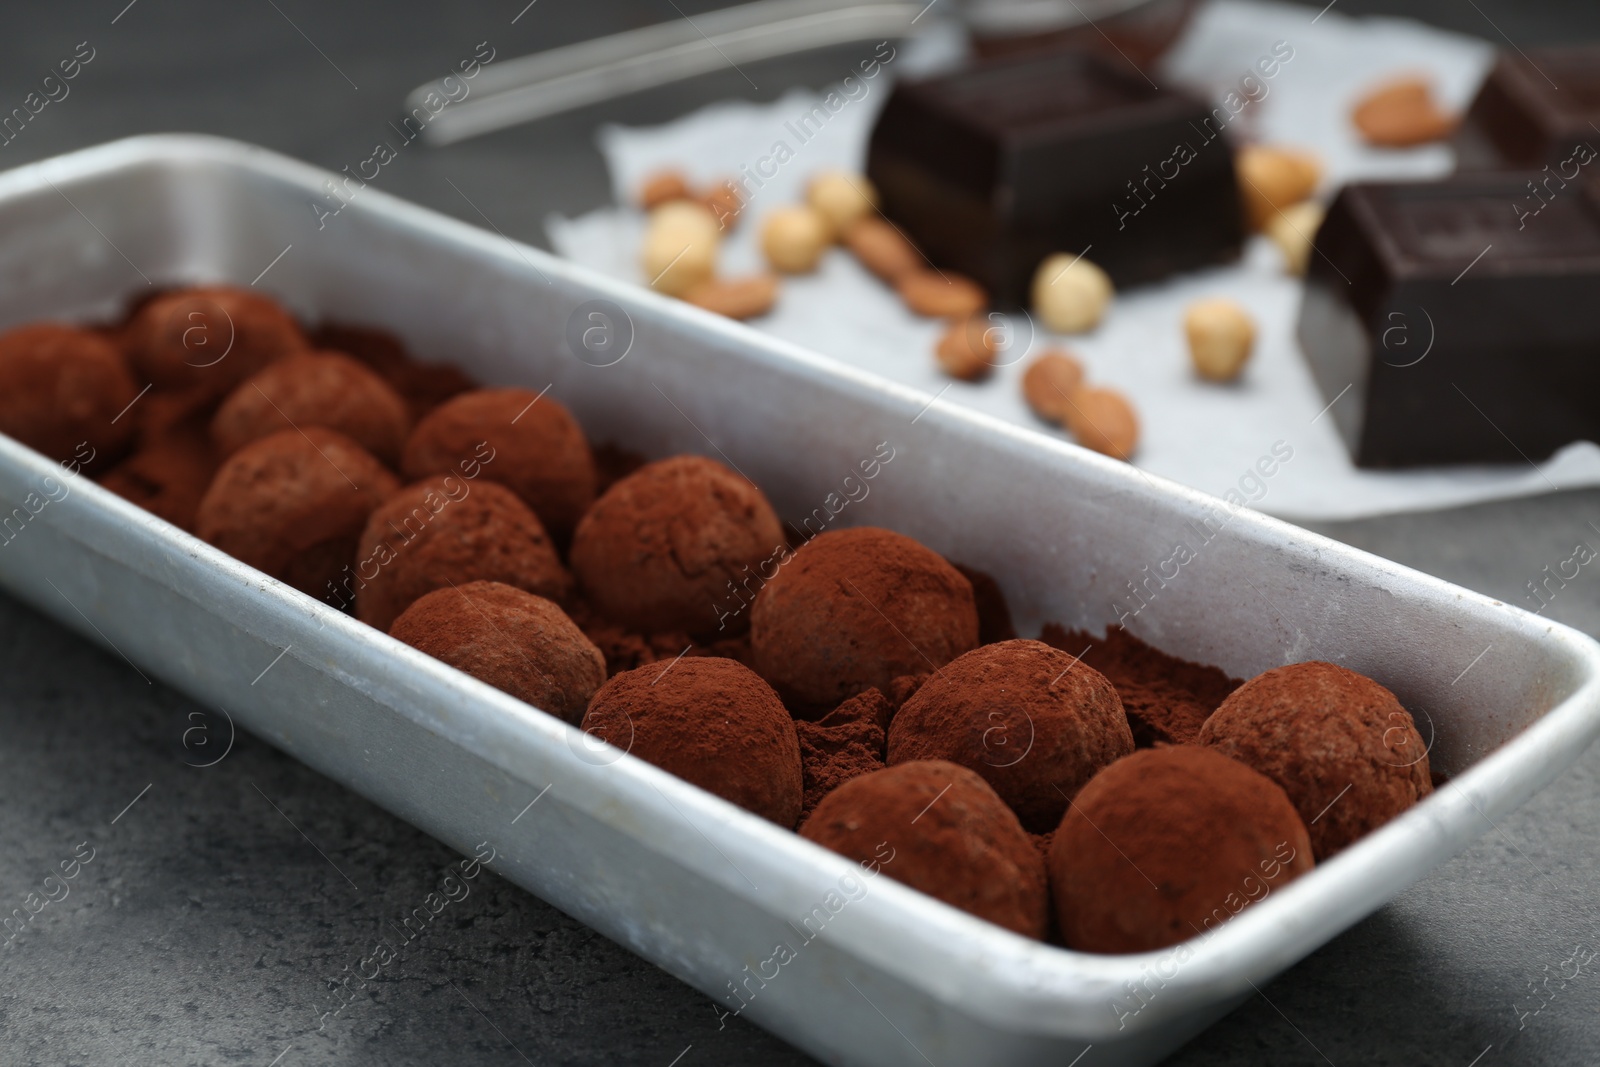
[1455,48,1600,172]
[1298,174,1600,468]
[865,49,1244,305]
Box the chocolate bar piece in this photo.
[1298,174,1600,468]
[1455,48,1600,171]
[865,49,1244,305]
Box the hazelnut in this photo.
[1236,145,1322,230]
[682,275,779,320]
[638,169,693,210]
[1265,202,1326,275]
[1352,76,1456,148]
[1021,350,1085,424]
[935,317,997,381]
[1031,253,1113,334]
[843,217,922,282]
[702,178,744,232]
[642,226,716,296]
[806,170,878,236]
[1063,386,1139,460]
[1184,298,1256,383]
[897,270,987,318]
[649,200,721,244]
[760,206,831,273]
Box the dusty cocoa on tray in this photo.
[389,580,604,725]
[195,427,399,597]
[211,350,410,466]
[402,388,597,542]
[1050,745,1314,953]
[0,324,139,464]
[802,759,1049,939]
[751,526,980,712]
[888,639,1135,833]
[571,455,786,638]
[1198,660,1433,860]
[125,286,306,399]
[583,656,803,827]
[352,476,572,632]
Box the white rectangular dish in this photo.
[1,135,1597,1066]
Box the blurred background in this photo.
[1,3,1598,1065]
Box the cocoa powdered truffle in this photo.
[389,580,604,724]
[0,324,138,463]
[751,527,979,711]
[888,639,1134,833]
[100,427,218,532]
[125,287,306,398]
[571,455,786,638]
[1197,661,1432,859]
[350,476,572,632]
[801,760,1048,938]
[1049,746,1314,954]
[581,657,803,827]
[211,351,410,465]
[308,322,476,424]
[402,388,596,540]
[195,428,399,596]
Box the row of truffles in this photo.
[0,288,1432,955]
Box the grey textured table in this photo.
[2,2,1598,1064]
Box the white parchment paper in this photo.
[546,0,1600,521]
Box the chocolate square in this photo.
[865,49,1244,305]
[1455,49,1600,171]
[1298,174,1600,468]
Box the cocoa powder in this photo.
[1040,623,1240,746]
[795,687,891,821]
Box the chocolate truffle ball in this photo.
[401,388,596,539]
[195,428,399,596]
[582,657,803,826]
[0,324,138,463]
[888,639,1134,832]
[211,351,410,465]
[353,476,572,632]
[1049,746,1314,954]
[390,580,604,724]
[571,455,786,637]
[1197,661,1433,859]
[751,527,979,709]
[125,286,307,398]
[801,760,1048,938]
[100,429,218,532]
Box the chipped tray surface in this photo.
[1,135,1598,1066]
